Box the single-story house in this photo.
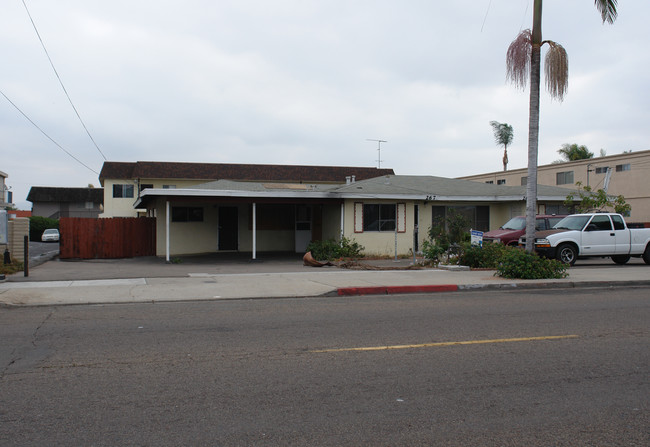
[27,186,104,219]
[134,174,578,260]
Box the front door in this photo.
[218,206,238,250]
[295,205,311,253]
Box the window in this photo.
[139,183,154,195]
[615,164,631,172]
[545,204,573,215]
[589,215,612,231]
[595,167,609,174]
[520,177,527,186]
[112,184,134,198]
[556,171,574,185]
[363,204,395,231]
[172,206,203,222]
[431,205,490,232]
[496,179,506,185]
[485,180,494,184]
[611,215,625,230]
[163,184,176,189]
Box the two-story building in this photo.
[458,150,650,224]
[27,186,104,219]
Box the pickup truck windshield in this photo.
[501,217,526,230]
[553,215,591,231]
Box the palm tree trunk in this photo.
[525,0,543,252]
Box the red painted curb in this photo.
[337,284,459,296]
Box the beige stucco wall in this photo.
[152,201,333,257]
[147,197,547,258]
[342,200,534,256]
[101,179,139,218]
[153,201,219,256]
[459,150,650,223]
[342,200,418,257]
[102,179,210,218]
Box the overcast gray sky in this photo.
[2,1,648,210]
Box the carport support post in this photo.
[252,202,257,260]
[165,200,170,263]
[340,203,344,241]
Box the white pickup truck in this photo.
[519,213,650,265]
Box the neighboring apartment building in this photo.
[0,170,13,209]
[458,150,650,223]
[27,186,104,219]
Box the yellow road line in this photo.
[310,335,579,353]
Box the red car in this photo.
[483,215,567,246]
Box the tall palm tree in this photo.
[506,0,618,252]
[490,121,514,171]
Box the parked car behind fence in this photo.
[41,228,60,242]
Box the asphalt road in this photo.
[1,287,648,446]
[27,241,59,263]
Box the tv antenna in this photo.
[367,139,387,168]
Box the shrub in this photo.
[459,242,511,269]
[306,237,364,261]
[421,239,446,264]
[496,248,568,279]
[28,216,59,241]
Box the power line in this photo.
[0,88,99,175]
[22,0,107,161]
[481,0,492,32]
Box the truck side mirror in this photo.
[585,224,598,232]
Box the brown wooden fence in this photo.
[59,217,156,259]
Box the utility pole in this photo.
[367,139,387,168]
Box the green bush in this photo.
[306,237,364,261]
[496,248,568,279]
[458,242,510,269]
[28,216,59,241]
[421,239,446,264]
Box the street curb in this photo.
[337,284,458,296]
[336,280,650,296]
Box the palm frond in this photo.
[506,30,532,90]
[595,0,618,24]
[544,41,568,101]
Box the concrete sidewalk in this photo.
[1,255,648,307]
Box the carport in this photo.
[134,180,344,262]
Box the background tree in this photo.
[565,182,631,215]
[490,121,514,171]
[505,0,618,252]
[557,143,594,161]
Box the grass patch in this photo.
[1,261,25,276]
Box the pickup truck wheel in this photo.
[643,245,650,265]
[611,255,630,265]
[556,243,577,266]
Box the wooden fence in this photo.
[59,217,156,259]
